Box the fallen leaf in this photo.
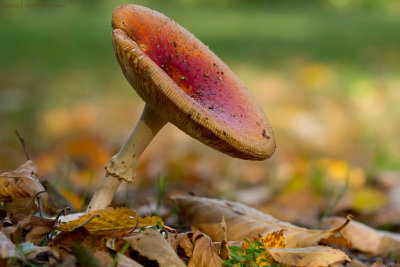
[25,246,61,266]
[171,195,345,247]
[175,230,222,267]
[267,246,350,266]
[116,254,144,267]
[375,172,400,225]
[10,215,56,245]
[324,216,400,256]
[51,227,90,254]
[175,232,194,258]
[72,244,101,267]
[371,260,391,267]
[93,251,113,267]
[260,229,286,249]
[57,207,163,234]
[81,234,110,251]
[0,160,48,205]
[189,231,222,267]
[352,187,388,213]
[3,197,39,217]
[319,231,352,249]
[261,189,324,227]
[42,181,76,215]
[124,229,185,267]
[246,229,287,265]
[25,224,53,245]
[0,231,17,259]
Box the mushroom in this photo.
[87,4,276,212]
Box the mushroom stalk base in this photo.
[87,104,166,212]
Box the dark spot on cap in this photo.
[262,129,270,139]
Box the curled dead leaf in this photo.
[0,231,17,259]
[324,216,400,256]
[7,215,57,245]
[25,246,61,266]
[51,227,90,254]
[174,230,222,267]
[115,254,144,267]
[3,197,39,217]
[267,246,350,267]
[0,160,48,208]
[124,229,185,267]
[171,195,346,248]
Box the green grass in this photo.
[1,0,400,171]
[1,1,399,73]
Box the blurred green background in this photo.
[1,0,400,220]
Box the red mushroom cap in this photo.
[112,4,275,160]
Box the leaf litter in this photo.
[1,158,400,266]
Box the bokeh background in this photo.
[1,0,400,226]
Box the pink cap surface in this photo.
[112,5,275,160]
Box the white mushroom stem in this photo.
[87,104,167,212]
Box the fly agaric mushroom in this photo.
[87,4,276,211]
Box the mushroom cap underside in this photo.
[112,4,276,160]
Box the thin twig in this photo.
[128,216,139,233]
[15,130,30,160]
[71,214,100,231]
[23,190,46,215]
[49,207,72,243]
[333,214,353,233]
[37,197,43,217]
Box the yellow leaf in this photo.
[267,246,350,267]
[242,230,286,266]
[261,229,286,249]
[353,187,388,213]
[57,207,163,234]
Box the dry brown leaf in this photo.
[57,207,163,234]
[0,231,17,259]
[116,254,144,267]
[371,260,388,267]
[176,232,194,257]
[173,229,223,267]
[267,246,350,266]
[3,197,39,217]
[0,160,48,205]
[26,224,53,245]
[93,251,113,267]
[171,195,343,247]
[10,215,56,245]
[324,216,400,256]
[187,230,222,267]
[25,246,61,266]
[124,229,185,267]
[83,235,109,251]
[319,232,352,249]
[42,181,76,216]
[51,227,90,254]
